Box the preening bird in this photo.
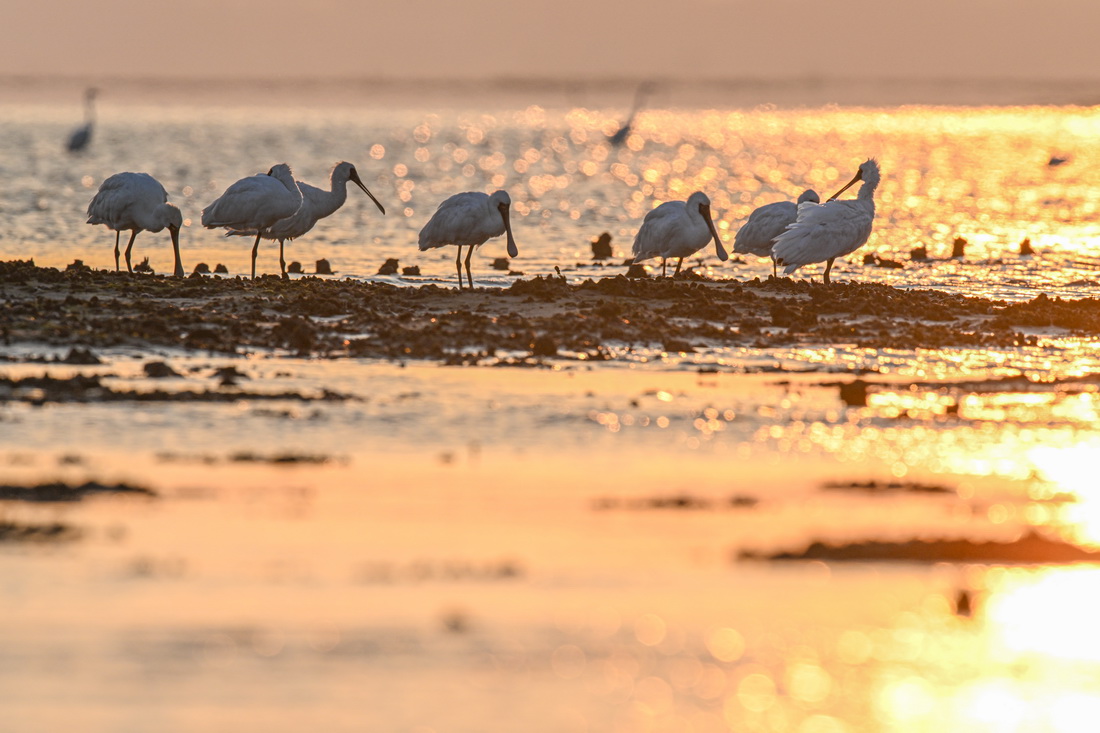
[67,87,97,154]
[201,163,304,279]
[86,172,184,277]
[733,189,820,276]
[227,161,385,277]
[773,159,880,284]
[631,191,729,277]
[418,190,519,289]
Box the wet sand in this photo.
[5,259,1100,732]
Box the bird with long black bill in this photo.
[227,162,385,277]
[631,191,728,277]
[418,190,519,289]
[773,159,880,284]
[86,172,184,277]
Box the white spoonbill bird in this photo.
[418,190,518,289]
[228,162,386,277]
[733,189,820,277]
[631,191,729,277]
[773,159,880,284]
[86,172,184,277]
[67,87,97,154]
[202,163,304,279]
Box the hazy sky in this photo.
[2,0,1098,82]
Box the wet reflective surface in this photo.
[2,84,1100,732]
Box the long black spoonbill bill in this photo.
[733,189,820,277]
[228,161,385,277]
[773,159,880,285]
[631,191,729,277]
[418,189,518,289]
[67,87,97,154]
[86,172,184,277]
[201,163,304,279]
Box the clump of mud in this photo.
[740,530,1099,564]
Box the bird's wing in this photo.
[202,175,291,229]
[87,173,165,225]
[733,201,796,255]
[631,202,682,259]
[772,201,873,269]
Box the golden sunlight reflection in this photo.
[985,567,1100,663]
[1029,439,1100,543]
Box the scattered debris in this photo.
[315,259,333,275]
[402,265,421,276]
[910,246,929,261]
[143,361,182,379]
[134,257,154,274]
[740,530,1100,564]
[591,232,613,260]
[1020,238,1034,256]
[491,257,510,271]
[0,480,156,502]
[192,263,211,275]
[377,258,399,276]
[951,237,967,258]
[214,263,229,274]
[287,261,303,274]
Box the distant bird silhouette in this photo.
[86,172,185,277]
[774,159,880,284]
[202,164,304,279]
[734,189,820,277]
[227,161,385,277]
[418,190,519,289]
[631,191,729,277]
[608,82,654,146]
[66,88,97,154]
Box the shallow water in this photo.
[3,83,1100,733]
[2,87,1100,298]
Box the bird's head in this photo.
[798,189,820,204]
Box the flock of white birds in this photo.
[78,90,880,287]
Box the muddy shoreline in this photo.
[3,259,1100,362]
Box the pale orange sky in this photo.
[1,0,1098,82]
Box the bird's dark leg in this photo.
[279,239,287,279]
[455,245,464,289]
[823,257,836,285]
[772,257,778,278]
[661,258,667,278]
[464,244,475,289]
[251,232,261,280]
[124,230,139,273]
[674,257,683,276]
[113,230,121,271]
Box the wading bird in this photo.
[608,82,654,146]
[202,163,304,279]
[67,87,97,154]
[86,172,184,277]
[733,189,820,276]
[631,191,729,277]
[418,189,518,289]
[773,159,880,284]
[228,162,386,277]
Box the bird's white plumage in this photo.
[631,191,728,272]
[227,162,385,275]
[419,190,511,249]
[418,190,518,288]
[202,163,304,278]
[773,160,880,281]
[86,172,184,276]
[733,189,820,258]
[202,163,303,232]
